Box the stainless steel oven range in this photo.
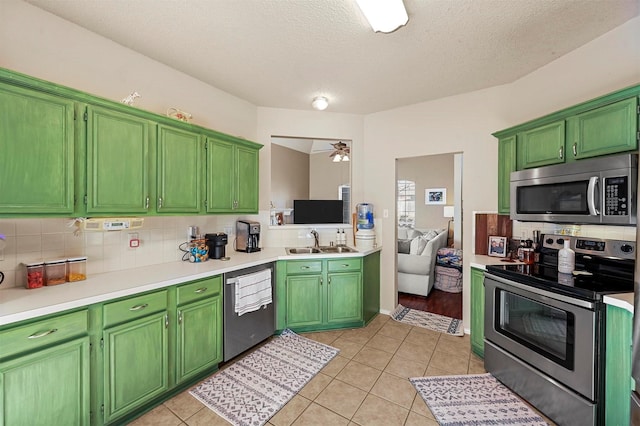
[484,235,634,426]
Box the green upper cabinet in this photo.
[516,120,565,169]
[205,137,260,213]
[497,135,516,214]
[157,125,202,213]
[0,82,75,215]
[566,97,638,161]
[86,105,152,215]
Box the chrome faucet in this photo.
[310,230,319,248]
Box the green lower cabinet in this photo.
[279,257,364,332]
[103,311,169,423]
[327,272,362,324]
[285,274,324,328]
[0,337,90,426]
[470,267,485,358]
[176,296,222,383]
[604,304,633,426]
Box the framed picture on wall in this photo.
[488,235,507,257]
[425,188,446,205]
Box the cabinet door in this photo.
[176,296,222,383]
[498,135,516,214]
[157,125,202,213]
[604,304,633,425]
[103,311,169,423]
[0,337,90,426]
[0,83,74,214]
[517,121,565,169]
[470,267,485,358]
[235,145,259,213]
[86,105,151,214]
[286,275,324,328]
[205,138,235,212]
[567,97,638,160]
[327,272,362,324]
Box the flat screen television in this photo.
[293,200,344,224]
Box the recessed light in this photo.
[311,96,329,111]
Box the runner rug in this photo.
[410,373,548,425]
[391,304,464,336]
[189,329,339,426]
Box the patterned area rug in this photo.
[391,304,464,336]
[189,329,339,426]
[411,373,548,425]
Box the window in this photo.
[339,184,351,224]
[397,180,415,226]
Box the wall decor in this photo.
[425,188,446,205]
[121,91,140,105]
[167,107,193,123]
[488,235,507,257]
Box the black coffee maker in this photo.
[205,233,228,259]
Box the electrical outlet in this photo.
[383,209,389,218]
[128,232,140,248]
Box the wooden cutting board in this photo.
[475,214,512,255]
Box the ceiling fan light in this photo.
[342,153,350,162]
[333,153,342,162]
[312,96,329,111]
[356,0,408,33]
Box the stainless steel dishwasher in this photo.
[223,262,275,361]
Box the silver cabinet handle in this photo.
[158,197,163,209]
[328,277,331,284]
[572,142,578,156]
[28,329,58,339]
[558,146,564,160]
[178,310,183,324]
[145,196,150,209]
[129,303,148,311]
[194,287,208,293]
[341,264,350,268]
[165,314,169,328]
[320,278,323,285]
[301,266,310,270]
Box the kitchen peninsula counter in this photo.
[0,246,381,327]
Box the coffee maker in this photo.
[236,220,261,253]
[205,233,228,259]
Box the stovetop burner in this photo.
[486,234,635,302]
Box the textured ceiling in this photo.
[25,0,640,114]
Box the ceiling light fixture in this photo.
[311,96,329,111]
[356,0,408,33]
[329,142,350,162]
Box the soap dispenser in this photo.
[558,240,575,274]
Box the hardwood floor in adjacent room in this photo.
[398,290,462,320]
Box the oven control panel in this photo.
[542,234,635,260]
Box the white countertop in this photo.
[0,246,381,327]
[469,254,524,270]
[603,292,634,313]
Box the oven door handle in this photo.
[484,272,596,309]
[587,176,599,216]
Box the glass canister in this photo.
[44,259,67,286]
[356,203,374,230]
[67,256,87,282]
[26,261,44,289]
[188,239,209,262]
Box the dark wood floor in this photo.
[398,289,462,320]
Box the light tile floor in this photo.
[129,314,553,426]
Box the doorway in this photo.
[396,152,463,319]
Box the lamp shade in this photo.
[443,206,455,218]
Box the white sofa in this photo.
[397,228,448,297]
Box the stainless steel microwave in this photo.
[510,153,637,225]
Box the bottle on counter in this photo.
[558,240,575,274]
[336,229,341,246]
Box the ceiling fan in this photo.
[329,142,350,162]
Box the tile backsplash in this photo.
[0,213,359,289]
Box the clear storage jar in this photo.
[66,256,87,282]
[44,259,66,286]
[26,261,44,289]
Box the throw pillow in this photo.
[397,239,412,254]
[409,236,428,255]
[397,227,409,240]
[408,229,423,239]
[422,229,439,241]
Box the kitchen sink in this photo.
[286,247,322,254]
[286,246,357,255]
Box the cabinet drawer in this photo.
[0,310,88,359]
[328,258,362,272]
[103,290,168,328]
[177,276,222,305]
[286,260,323,275]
